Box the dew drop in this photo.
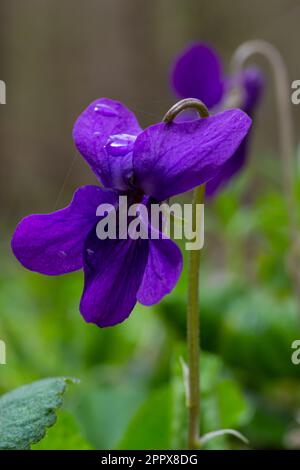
[58,250,67,258]
[93,103,118,117]
[105,133,136,157]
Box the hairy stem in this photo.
[187,184,205,449]
[162,98,209,449]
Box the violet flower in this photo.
[171,42,264,196]
[12,98,251,327]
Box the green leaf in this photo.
[0,377,77,450]
[76,380,146,449]
[32,411,93,450]
[118,386,172,450]
[215,379,250,428]
[200,353,251,449]
[200,353,223,393]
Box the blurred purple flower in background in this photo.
[12,98,251,327]
[171,42,264,196]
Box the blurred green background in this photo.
[1,0,300,450]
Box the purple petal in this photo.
[205,137,248,196]
[171,42,224,109]
[11,186,118,275]
[133,109,252,201]
[73,98,141,188]
[80,232,149,327]
[239,66,264,115]
[137,237,183,306]
[206,67,264,196]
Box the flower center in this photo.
[105,133,136,157]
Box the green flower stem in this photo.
[187,184,205,449]
[162,98,209,450]
[231,40,300,317]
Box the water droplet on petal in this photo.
[105,133,136,157]
[86,248,95,256]
[58,250,67,258]
[93,103,118,117]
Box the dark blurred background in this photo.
[1,0,300,222]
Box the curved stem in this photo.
[163,98,209,122]
[231,40,300,313]
[163,98,209,449]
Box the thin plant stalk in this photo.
[187,184,205,449]
[231,40,300,314]
[163,98,209,449]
